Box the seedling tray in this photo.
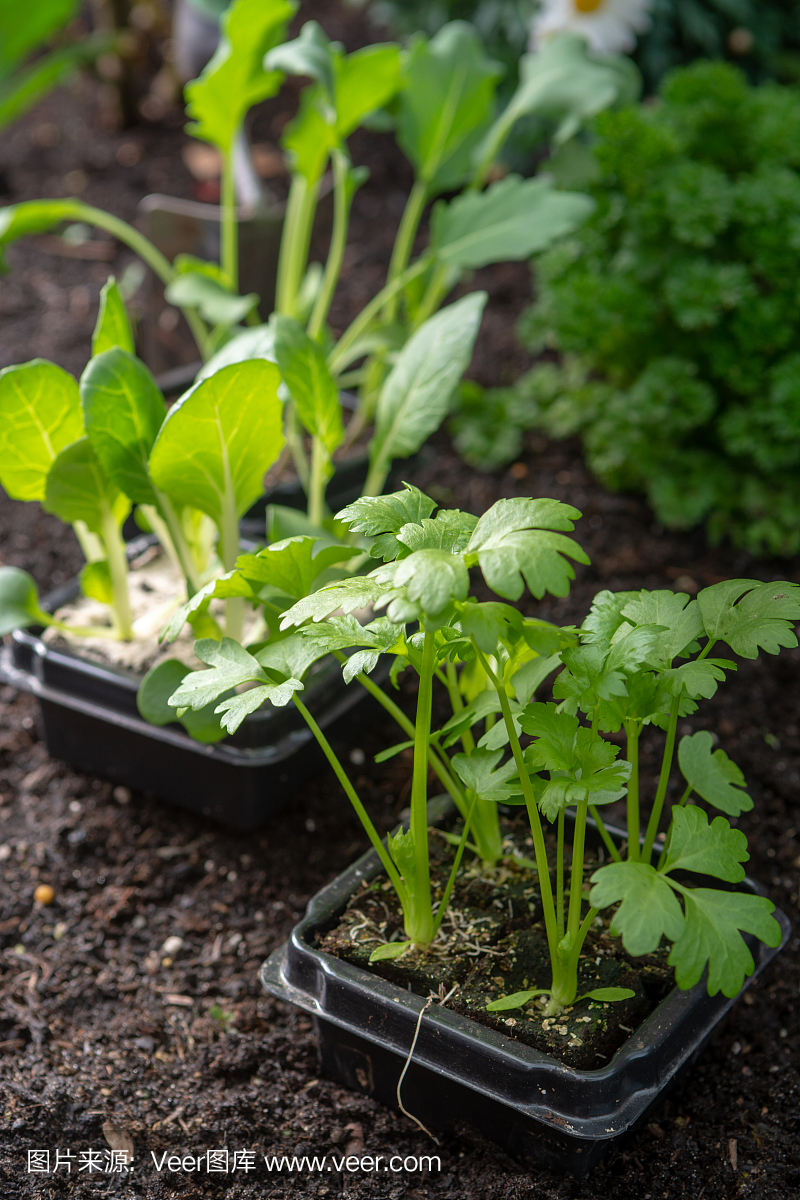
[261,797,791,1174]
[0,548,383,831]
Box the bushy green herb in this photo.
[518,62,800,556]
[159,485,795,1014]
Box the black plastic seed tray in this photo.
[0,540,383,830]
[261,797,791,1174]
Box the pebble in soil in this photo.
[317,818,673,1069]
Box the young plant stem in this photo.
[430,789,478,939]
[99,503,133,640]
[625,720,640,861]
[588,806,622,863]
[383,178,428,322]
[410,260,450,331]
[57,201,212,359]
[567,799,589,944]
[292,695,408,903]
[442,662,503,865]
[407,626,437,944]
[470,117,511,193]
[284,402,310,492]
[347,660,467,811]
[556,809,565,937]
[220,145,238,292]
[307,150,350,341]
[72,520,104,565]
[308,436,330,528]
[656,785,693,869]
[275,174,320,318]
[474,645,559,955]
[152,493,204,595]
[641,693,681,863]
[327,257,431,378]
[218,488,243,643]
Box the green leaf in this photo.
[137,658,227,744]
[669,888,781,997]
[298,614,404,682]
[510,652,563,704]
[0,37,110,134]
[486,989,549,1012]
[372,548,469,616]
[184,0,295,154]
[481,33,630,153]
[397,22,501,192]
[254,629,332,681]
[0,0,78,74]
[396,511,477,557]
[581,590,639,646]
[337,483,436,537]
[280,576,389,628]
[148,361,284,527]
[370,292,487,471]
[374,740,414,763]
[458,600,523,654]
[451,748,521,802]
[43,436,129,534]
[521,702,631,817]
[80,348,165,506]
[0,359,84,500]
[677,731,752,816]
[440,690,502,747]
[215,677,303,733]
[195,324,277,383]
[91,276,134,356]
[334,44,401,139]
[0,199,80,256]
[577,987,636,1003]
[79,560,113,605]
[387,825,417,880]
[272,315,343,453]
[265,20,337,100]
[431,175,594,270]
[159,571,256,644]
[164,272,259,327]
[466,497,589,600]
[662,657,735,700]
[621,590,704,667]
[169,636,268,710]
[589,861,685,956]
[369,941,411,962]
[237,536,359,600]
[554,642,628,716]
[662,805,748,882]
[697,579,800,659]
[0,566,53,634]
[276,38,401,184]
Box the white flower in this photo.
[530,0,653,57]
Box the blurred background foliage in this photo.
[502,62,800,558]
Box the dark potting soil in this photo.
[1,8,800,1198]
[318,817,673,1070]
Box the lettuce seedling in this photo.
[0,290,285,645]
[161,489,793,1015]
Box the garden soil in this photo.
[1,6,799,1196]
